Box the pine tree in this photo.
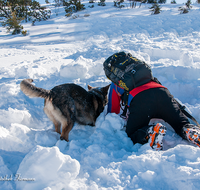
[158,0,166,3]
[147,0,156,3]
[27,1,51,25]
[171,0,176,4]
[0,0,51,24]
[149,2,161,14]
[114,0,125,8]
[2,4,24,34]
[185,0,192,9]
[98,0,106,6]
[178,0,192,14]
[178,6,188,13]
[64,0,85,16]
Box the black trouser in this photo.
[125,88,190,144]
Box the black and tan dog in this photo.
[20,79,110,141]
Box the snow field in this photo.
[0,2,200,189]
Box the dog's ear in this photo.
[102,84,111,94]
[88,84,93,90]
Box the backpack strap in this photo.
[120,90,129,119]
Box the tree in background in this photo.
[114,0,125,8]
[149,1,161,14]
[0,0,51,34]
[98,0,106,6]
[146,0,166,3]
[27,1,51,25]
[1,4,24,34]
[147,0,155,3]
[158,0,166,3]
[63,0,85,16]
[178,0,192,14]
[129,0,145,8]
[185,0,192,9]
[171,0,176,4]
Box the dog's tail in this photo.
[20,79,50,99]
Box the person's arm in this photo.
[107,83,124,114]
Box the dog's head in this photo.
[88,84,110,116]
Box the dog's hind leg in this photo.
[52,119,61,134]
[44,100,61,134]
[60,121,74,142]
[45,109,61,134]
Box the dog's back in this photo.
[50,83,98,125]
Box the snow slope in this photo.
[0,1,200,189]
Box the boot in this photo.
[147,123,166,151]
[183,125,200,147]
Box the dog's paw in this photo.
[60,136,69,142]
[60,136,64,140]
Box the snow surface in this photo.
[0,1,200,189]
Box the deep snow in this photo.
[0,1,200,189]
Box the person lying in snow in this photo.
[103,52,200,150]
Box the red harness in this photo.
[129,81,166,98]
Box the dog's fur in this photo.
[20,79,110,141]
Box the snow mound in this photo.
[16,146,80,190]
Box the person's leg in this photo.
[126,87,199,148]
[155,88,190,137]
[152,88,200,147]
[126,88,158,144]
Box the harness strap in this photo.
[120,90,129,119]
[129,81,166,98]
[120,81,166,119]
